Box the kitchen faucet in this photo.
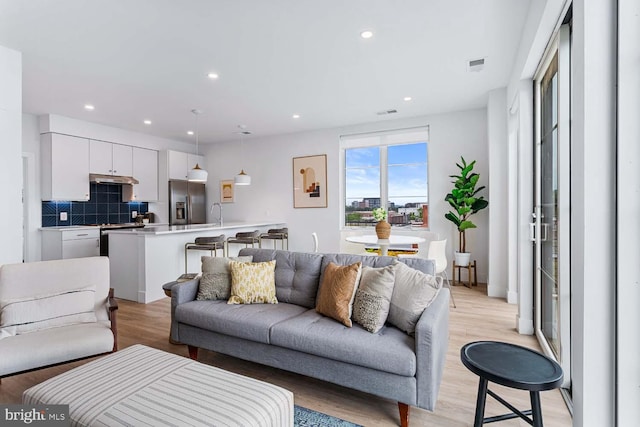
[210,202,223,226]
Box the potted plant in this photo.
[444,157,489,266]
[372,207,391,239]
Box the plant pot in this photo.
[375,220,391,239]
[454,251,471,267]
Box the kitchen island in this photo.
[107,221,285,303]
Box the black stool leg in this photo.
[474,378,489,427]
[530,391,543,427]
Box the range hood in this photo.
[89,174,139,185]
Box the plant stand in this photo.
[452,259,478,288]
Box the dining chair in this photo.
[428,239,456,308]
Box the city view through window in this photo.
[345,142,428,227]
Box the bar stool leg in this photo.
[474,378,489,427]
[530,391,543,427]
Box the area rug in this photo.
[294,405,363,427]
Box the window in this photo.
[342,128,429,228]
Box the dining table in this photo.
[345,234,426,256]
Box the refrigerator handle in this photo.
[187,194,192,223]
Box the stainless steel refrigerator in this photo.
[169,180,206,225]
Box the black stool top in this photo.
[461,341,563,392]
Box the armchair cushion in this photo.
[1,286,97,337]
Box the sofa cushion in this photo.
[315,262,362,327]
[0,286,97,336]
[175,301,307,344]
[239,249,324,308]
[388,262,442,335]
[352,264,397,333]
[228,260,278,305]
[270,309,416,377]
[198,256,253,301]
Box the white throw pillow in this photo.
[387,262,442,335]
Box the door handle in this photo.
[540,223,549,241]
[187,195,192,223]
[529,222,537,242]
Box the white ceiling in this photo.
[0,0,531,144]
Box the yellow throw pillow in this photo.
[315,262,362,327]
[228,260,278,304]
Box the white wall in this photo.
[0,45,23,265]
[617,0,640,421]
[487,88,508,298]
[203,108,490,282]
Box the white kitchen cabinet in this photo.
[127,147,158,201]
[167,150,204,180]
[41,228,100,260]
[90,140,133,176]
[41,133,90,201]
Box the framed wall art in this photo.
[293,154,327,208]
[220,180,234,203]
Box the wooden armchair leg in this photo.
[188,345,198,360]
[108,288,119,352]
[398,402,410,427]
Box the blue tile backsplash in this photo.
[42,183,148,227]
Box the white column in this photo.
[0,45,23,265]
[487,88,508,298]
[571,0,617,425]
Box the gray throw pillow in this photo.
[387,261,442,335]
[352,264,397,333]
[197,256,253,300]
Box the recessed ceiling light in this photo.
[404,97,412,101]
[187,131,194,135]
[143,120,152,125]
[360,30,373,39]
[84,104,95,110]
[207,73,219,79]
[292,114,300,119]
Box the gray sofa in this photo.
[165,248,450,427]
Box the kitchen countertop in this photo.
[105,221,286,235]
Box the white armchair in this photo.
[0,256,117,379]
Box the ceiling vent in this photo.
[376,109,398,116]
[468,58,485,72]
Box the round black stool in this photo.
[461,341,563,427]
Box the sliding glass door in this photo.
[533,24,571,390]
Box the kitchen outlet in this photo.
[132,211,137,218]
[60,212,68,221]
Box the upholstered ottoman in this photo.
[23,345,294,427]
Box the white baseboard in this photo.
[517,315,534,335]
[507,290,518,304]
[487,284,507,298]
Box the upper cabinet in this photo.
[41,133,90,201]
[89,140,133,176]
[130,147,158,201]
[168,150,204,180]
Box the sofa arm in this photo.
[414,287,450,411]
[108,288,118,352]
[164,278,200,343]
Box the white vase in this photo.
[454,252,471,267]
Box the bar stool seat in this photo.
[227,230,261,255]
[259,227,289,250]
[184,235,226,273]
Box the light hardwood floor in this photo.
[0,284,572,427]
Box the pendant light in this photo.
[234,124,251,186]
[187,109,208,182]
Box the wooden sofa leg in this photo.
[188,345,198,360]
[398,402,409,427]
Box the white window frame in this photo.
[339,126,430,229]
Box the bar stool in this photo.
[184,235,226,273]
[226,230,261,255]
[259,227,289,250]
